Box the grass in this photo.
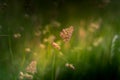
[0,19,120,80]
[0,0,120,80]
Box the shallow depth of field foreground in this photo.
[0,0,120,80]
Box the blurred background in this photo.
[0,0,120,80]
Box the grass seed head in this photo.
[60,26,74,42]
[52,42,61,50]
[26,60,37,74]
[65,63,75,70]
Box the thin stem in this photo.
[52,52,56,80]
[8,27,14,61]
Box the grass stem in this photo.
[52,52,56,80]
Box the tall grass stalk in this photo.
[111,35,119,58]
[52,52,56,80]
[8,27,14,62]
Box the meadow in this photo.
[0,0,120,80]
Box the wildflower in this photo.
[60,26,74,42]
[13,33,21,38]
[52,42,61,50]
[26,60,37,74]
[65,63,75,70]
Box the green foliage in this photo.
[0,0,120,80]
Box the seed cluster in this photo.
[52,42,61,50]
[19,72,33,80]
[60,26,74,42]
[19,61,37,80]
[65,63,75,70]
[26,60,37,74]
